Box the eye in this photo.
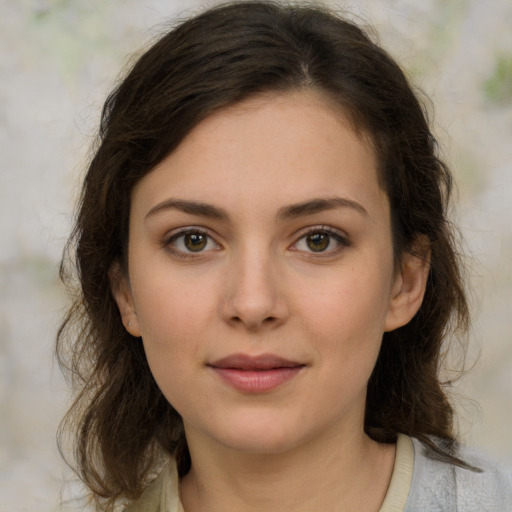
[293,228,348,254]
[165,229,220,256]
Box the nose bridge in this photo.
[221,237,287,329]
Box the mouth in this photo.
[210,353,304,370]
[208,353,306,393]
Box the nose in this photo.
[220,248,289,331]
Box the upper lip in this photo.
[209,353,305,370]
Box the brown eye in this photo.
[293,228,348,255]
[306,232,330,252]
[184,232,208,252]
[166,229,219,256]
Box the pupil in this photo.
[307,232,329,252]
[185,233,207,251]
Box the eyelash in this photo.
[292,226,349,257]
[163,226,349,259]
[163,228,220,259]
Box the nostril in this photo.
[229,315,278,328]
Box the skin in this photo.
[112,90,429,511]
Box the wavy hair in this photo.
[57,1,470,509]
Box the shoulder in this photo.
[453,444,512,511]
[405,437,512,512]
[124,460,182,512]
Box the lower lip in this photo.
[211,367,304,393]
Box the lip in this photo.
[208,353,306,393]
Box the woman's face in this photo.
[113,91,425,455]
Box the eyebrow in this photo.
[277,197,368,220]
[146,199,228,221]
[145,196,368,222]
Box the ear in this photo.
[109,261,142,337]
[384,237,430,332]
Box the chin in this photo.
[209,415,311,455]
[220,434,298,455]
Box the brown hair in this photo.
[57,1,470,509]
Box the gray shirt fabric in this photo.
[405,437,512,511]
[126,435,512,511]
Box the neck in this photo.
[180,426,395,512]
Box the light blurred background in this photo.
[1,0,511,510]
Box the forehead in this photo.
[131,90,387,223]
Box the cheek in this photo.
[133,259,214,326]
[299,273,391,401]
[134,285,211,409]
[299,270,392,341]
[131,270,217,370]
[297,265,393,383]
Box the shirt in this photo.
[125,434,512,511]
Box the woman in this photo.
[57,1,512,511]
